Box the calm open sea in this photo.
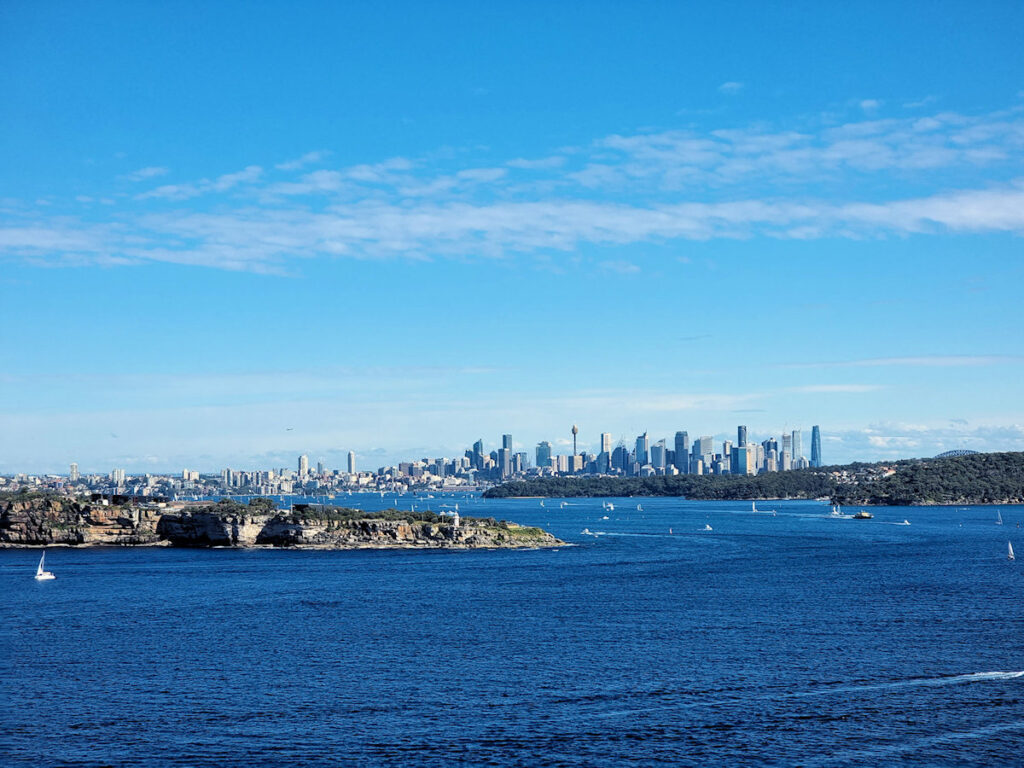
[3,496,1023,767]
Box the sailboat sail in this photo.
[34,551,55,580]
[997,511,1003,525]
[1010,542,1015,561]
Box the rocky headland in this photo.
[0,494,563,549]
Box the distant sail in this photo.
[1009,542,1015,561]
[997,511,1003,525]
[34,551,56,581]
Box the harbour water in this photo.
[3,496,1023,766]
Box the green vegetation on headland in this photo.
[206,497,456,524]
[483,451,1024,506]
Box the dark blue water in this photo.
[4,497,1023,766]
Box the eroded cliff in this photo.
[0,495,562,549]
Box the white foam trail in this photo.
[585,671,1024,721]
[796,670,1024,697]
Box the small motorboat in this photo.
[853,510,873,520]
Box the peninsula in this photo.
[483,451,1024,507]
[0,495,562,549]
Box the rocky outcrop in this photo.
[158,511,561,549]
[0,495,163,546]
[156,512,265,547]
[1,495,563,549]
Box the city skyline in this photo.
[2,3,1023,474]
[6,421,837,500]
[0,414,1017,476]
[6,419,994,478]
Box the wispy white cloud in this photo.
[718,81,744,94]
[599,259,640,274]
[136,165,263,200]
[786,384,883,393]
[507,156,566,170]
[784,355,1024,369]
[4,105,1024,274]
[828,422,1024,459]
[903,96,938,109]
[275,150,331,171]
[6,181,1024,274]
[120,166,169,182]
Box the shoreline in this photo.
[1,541,566,551]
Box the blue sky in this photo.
[2,1,1023,473]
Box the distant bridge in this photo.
[934,449,979,458]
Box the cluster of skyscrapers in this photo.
[29,426,824,498]
[478,425,823,480]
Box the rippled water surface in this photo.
[4,497,1023,766]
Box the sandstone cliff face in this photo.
[0,496,162,546]
[0,496,562,549]
[159,511,560,549]
[155,512,266,547]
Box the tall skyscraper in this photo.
[651,439,667,470]
[612,443,629,472]
[737,425,748,447]
[810,426,822,467]
[348,451,356,473]
[600,432,612,454]
[473,439,485,470]
[502,434,513,450]
[298,454,309,478]
[536,441,552,469]
[316,461,324,476]
[69,462,79,481]
[694,435,714,458]
[635,432,649,466]
[674,431,689,472]
[791,429,802,460]
[734,446,754,475]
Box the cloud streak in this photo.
[784,355,1024,369]
[3,105,1024,273]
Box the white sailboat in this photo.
[752,501,757,513]
[997,511,1003,525]
[1009,542,1015,561]
[35,551,56,581]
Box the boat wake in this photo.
[797,670,1024,697]
[543,671,1024,727]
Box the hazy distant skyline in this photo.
[2,2,1023,473]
